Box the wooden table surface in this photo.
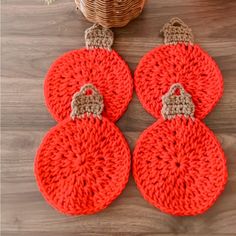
[2,0,236,235]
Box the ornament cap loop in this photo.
[85,24,114,51]
[160,17,194,45]
[161,83,195,120]
[70,84,104,120]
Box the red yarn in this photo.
[35,116,131,215]
[134,44,223,119]
[44,48,133,123]
[133,116,227,216]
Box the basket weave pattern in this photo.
[75,0,145,28]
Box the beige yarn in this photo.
[161,83,195,120]
[85,24,114,51]
[71,84,104,120]
[160,17,194,45]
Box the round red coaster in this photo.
[134,44,223,119]
[133,116,227,216]
[35,116,131,215]
[44,48,133,122]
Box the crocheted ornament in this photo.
[35,84,131,215]
[133,83,227,216]
[134,18,223,120]
[44,24,133,123]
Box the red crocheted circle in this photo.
[35,116,131,215]
[134,44,223,119]
[133,117,227,216]
[44,48,133,122]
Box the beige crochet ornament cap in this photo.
[160,17,194,45]
[44,24,133,123]
[161,83,195,120]
[134,17,223,120]
[70,84,104,120]
[85,24,114,50]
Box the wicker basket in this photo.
[75,0,146,28]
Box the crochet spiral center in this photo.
[133,74,227,215]
[133,20,227,216]
[36,79,131,215]
[35,23,132,215]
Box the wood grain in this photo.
[1,0,236,235]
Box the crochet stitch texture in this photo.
[133,116,227,216]
[133,18,227,216]
[35,83,131,215]
[135,44,223,119]
[35,116,131,215]
[44,48,133,123]
[35,24,132,215]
